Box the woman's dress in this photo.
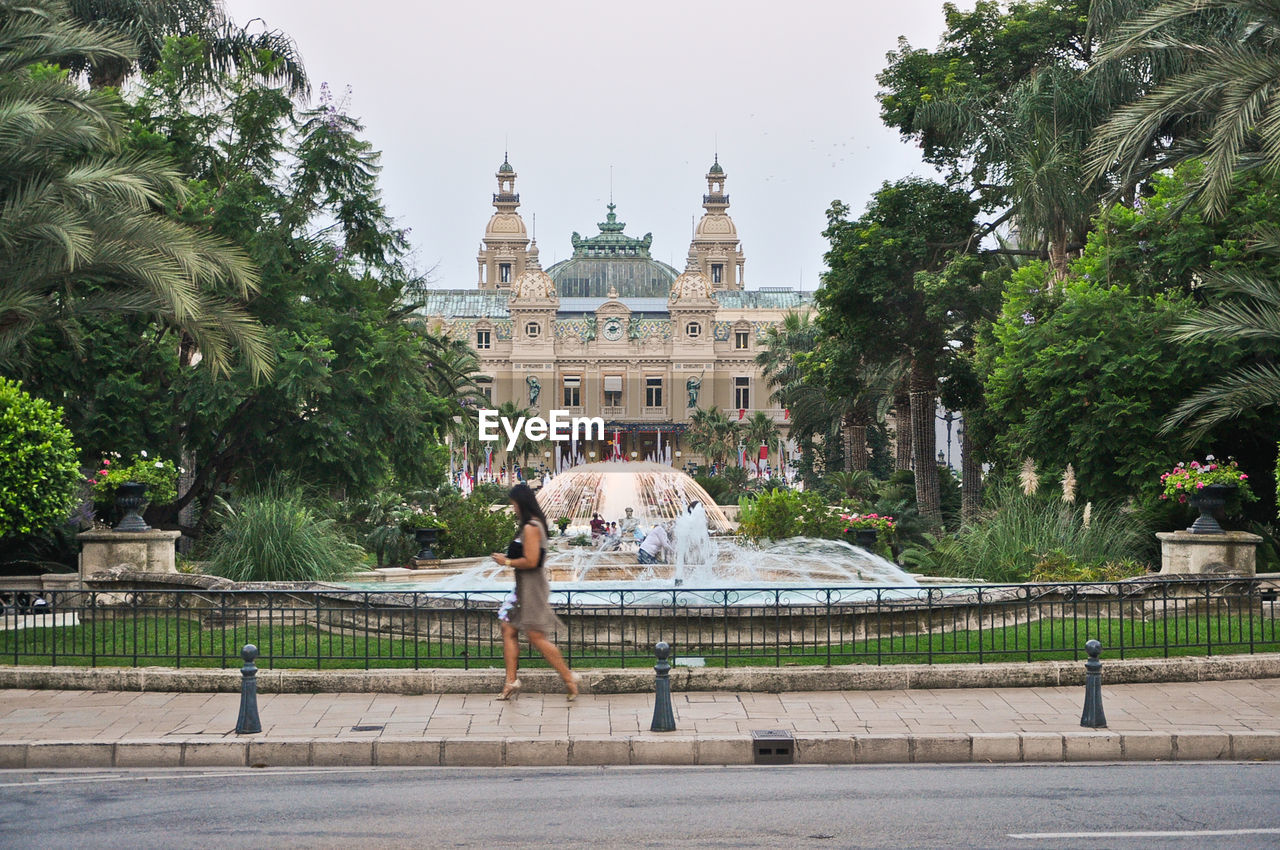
[507,520,565,634]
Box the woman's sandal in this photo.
[496,679,522,701]
[566,673,581,702]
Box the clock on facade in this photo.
[602,317,624,341]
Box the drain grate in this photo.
[751,729,795,765]
[351,725,384,732]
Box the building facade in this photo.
[419,156,812,470]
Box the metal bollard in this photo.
[650,641,676,732]
[235,644,262,735]
[1080,639,1106,728]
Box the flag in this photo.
[784,408,790,420]
[738,408,745,420]
[656,428,662,465]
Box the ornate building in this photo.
[420,155,812,469]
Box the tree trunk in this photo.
[909,363,941,527]
[841,421,853,473]
[1048,227,1070,285]
[848,420,869,471]
[894,391,912,471]
[960,410,982,525]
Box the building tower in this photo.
[477,154,531,289]
[690,155,744,290]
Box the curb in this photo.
[3,653,1280,694]
[3,731,1278,770]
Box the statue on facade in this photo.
[526,375,541,408]
[686,375,701,410]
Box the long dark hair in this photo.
[508,483,549,531]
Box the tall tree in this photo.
[62,0,307,93]
[0,0,270,378]
[816,180,979,525]
[1087,0,1280,217]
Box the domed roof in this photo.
[498,155,514,174]
[546,203,679,297]
[510,264,557,301]
[694,212,737,241]
[708,157,724,175]
[668,259,714,305]
[484,212,527,240]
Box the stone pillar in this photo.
[77,529,182,580]
[1156,531,1262,577]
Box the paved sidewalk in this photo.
[3,679,1280,768]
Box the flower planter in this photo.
[413,527,440,561]
[853,528,878,549]
[113,481,151,532]
[1188,483,1234,535]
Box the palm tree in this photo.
[1160,228,1280,438]
[0,0,271,377]
[62,0,308,94]
[419,328,487,461]
[1088,0,1280,218]
[743,411,778,473]
[687,406,741,468]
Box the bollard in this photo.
[1080,639,1106,728]
[235,644,262,735]
[650,641,676,732]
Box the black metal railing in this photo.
[1,578,1275,670]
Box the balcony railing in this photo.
[492,193,520,204]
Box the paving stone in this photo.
[1174,732,1230,760]
[114,740,182,768]
[1119,732,1173,761]
[1063,732,1122,761]
[794,735,855,764]
[26,742,112,768]
[854,735,910,764]
[697,736,753,765]
[1231,731,1280,760]
[182,741,247,767]
[375,738,442,767]
[306,741,372,767]
[247,739,311,767]
[558,737,620,766]
[912,734,972,763]
[970,733,1020,763]
[1019,732,1064,762]
[630,736,698,765]
[0,744,26,769]
[442,737,504,766]
[505,738,569,766]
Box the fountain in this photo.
[536,461,733,533]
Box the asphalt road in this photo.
[1,763,1277,849]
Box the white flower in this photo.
[154,461,164,468]
[140,450,148,458]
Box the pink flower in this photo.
[103,459,110,466]
[98,469,108,476]
[1178,496,1187,504]
[1196,482,1205,489]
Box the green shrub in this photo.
[693,475,732,505]
[205,487,360,583]
[736,489,845,542]
[901,487,1153,583]
[433,492,516,559]
[0,378,80,539]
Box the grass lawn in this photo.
[2,612,1278,670]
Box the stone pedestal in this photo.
[77,529,182,580]
[1157,531,1262,577]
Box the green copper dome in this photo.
[546,204,678,297]
[708,157,723,175]
[498,156,513,174]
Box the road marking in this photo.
[1010,828,1280,840]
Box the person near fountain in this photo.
[637,520,674,565]
[589,513,606,540]
[490,483,580,702]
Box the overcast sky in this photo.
[222,0,951,290]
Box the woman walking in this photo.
[491,483,580,701]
